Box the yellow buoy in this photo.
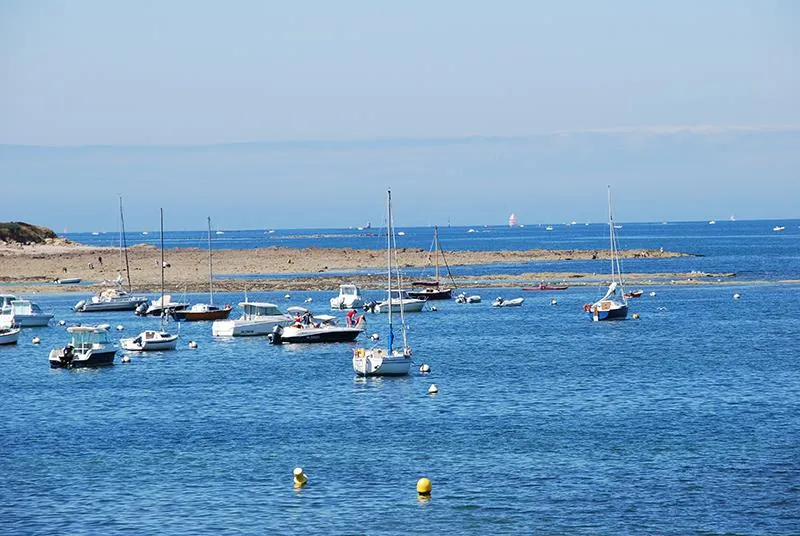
[293,467,308,488]
[416,477,432,497]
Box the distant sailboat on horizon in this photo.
[508,213,518,227]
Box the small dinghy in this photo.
[492,297,524,307]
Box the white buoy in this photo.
[121,355,131,363]
[428,384,438,395]
[116,324,124,331]
[284,294,291,300]
[550,299,558,306]
[370,333,380,341]
[188,341,198,349]
[304,297,313,303]
[733,293,741,300]
[419,363,430,373]
[58,320,66,326]
[632,313,640,320]
[649,291,657,297]
[430,306,437,311]
[32,336,41,344]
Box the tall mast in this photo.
[607,186,615,280]
[160,208,165,305]
[386,188,393,353]
[119,196,132,292]
[207,216,214,305]
[434,225,440,283]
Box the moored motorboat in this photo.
[330,284,364,309]
[120,329,179,351]
[9,299,54,327]
[49,326,116,368]
[624,289,644,299]
[172,303,232,321]
[375,290,426,313]
[139,294,189,316]
[270,312,365,344]
[74,288,149,312]
[212,301,293,337]
[0,326,21,345]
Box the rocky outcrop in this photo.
[0,222,59,244]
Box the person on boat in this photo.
[346,309,357,327]
[293,312,303,326]
[302,312,312,326]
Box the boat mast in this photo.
[607,186,615,281]
[207,216,214,306]
[434,225,440,283]
[160,208,165,309]
[119,196,132,292]
[386,189,393,353]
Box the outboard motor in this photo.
[73,300,86,312]
[269,325,283,345]
[363,301,377,313]
[135,302,149,316]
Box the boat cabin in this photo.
[0,294,18,313]
[239,302,284,319]
[67,326,112,352]
[10,300,44,316]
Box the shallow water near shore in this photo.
[2,283,799,534]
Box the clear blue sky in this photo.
[1,0,798,229]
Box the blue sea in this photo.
[2,220,799,535]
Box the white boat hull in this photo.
[0,327,21,345]
[12,314,54,327]
[492,298,524,307]
[120,331,179,351]
[352,348,411,376]
[375,299,426,313]
[212,317,292,337]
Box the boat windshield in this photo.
[341,286,357,296]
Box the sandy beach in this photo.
[0,240,759,294]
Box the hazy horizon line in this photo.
[2,124,798,150]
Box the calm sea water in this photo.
[2,222,798,534]
[1,281,799,535]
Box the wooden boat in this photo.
[522,283,569,291]
[353,189,413,377]
[584,187,629,321]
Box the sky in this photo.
[1,0,798,230]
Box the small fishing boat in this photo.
[624,289,644,299]
[330,284,364,310]
[0,326,21,345]
[773,226,785,232]
[492,297,524,307]
[353,189,413,377]
[584,187,629,321]
[270,311,365,344]
[522,283,569,291]
[49,326,116,368]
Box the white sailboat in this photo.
[584,187,628,321]
[508,213,518,227]
[353,189,413,376]
[121,209,179,351]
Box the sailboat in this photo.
[121,209,179,351]
[584,187,628,321]
[352,189,413,376]
[172,217,233,321]
[73,197,149,312]
[407,225,455,300]
[508,213,518,227]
